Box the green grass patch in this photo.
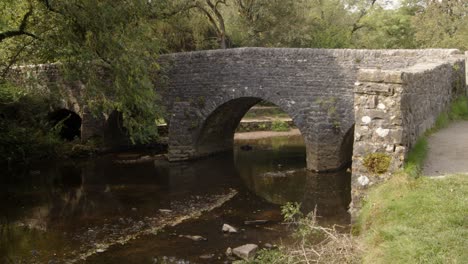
[357,174,468,264]
[243,108,290,119]
[404,137,428,178]
[271,119,290,132]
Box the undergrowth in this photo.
[0,82,96,166]
[236,203,361,264]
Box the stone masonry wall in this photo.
[161,48,462,172]
[351,58,466,214]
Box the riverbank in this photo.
[234,129,301,140]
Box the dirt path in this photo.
[234,128,301,140]
[423,121,468,176]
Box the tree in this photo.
[0,0,168,143]
[229,0,312,47]
[411,0,467,50]
[351,6,416,48]
[179,0,230,49]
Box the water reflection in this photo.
[235,135,351,218]
[0,134,351,263]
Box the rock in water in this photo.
[222,224,238,233]
[232,244,258,260]
[180,235,207,241]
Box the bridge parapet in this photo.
[351,58,466,214]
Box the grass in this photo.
[357,173,468,264]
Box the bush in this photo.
[0,82,63,165]
[238,202,361,264]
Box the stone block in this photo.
[357,69,404,84]
[232,244,258,260]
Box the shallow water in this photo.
[0,134,351,263]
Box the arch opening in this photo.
[48,109,82,141]
[195,97,305,161]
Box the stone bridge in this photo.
[10,48,467,212]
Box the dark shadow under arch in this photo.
[339,124,355,169]
[48,109,82,141]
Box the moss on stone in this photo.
[363,152,391,174]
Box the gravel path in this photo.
[423,121,468,176]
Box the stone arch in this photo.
[168,93,354,172]
[163,48,360,171]
[195,97,306,157]
[48,109,82,141]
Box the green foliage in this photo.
[271,119,290,132]
[228,0,354,48]
[1,0,167,144]
[411,0,468,50]
[236,202,360,264]
[448,96,468,120]
[353,6,416,48]
[363,153,391,175]
[0,82,62,164]
[357,174,468,264]
[235,249,290,264]
[404,137,428,178]
[243,106,289,119]
[281,202,303,223]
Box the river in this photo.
[0,134,350,263]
